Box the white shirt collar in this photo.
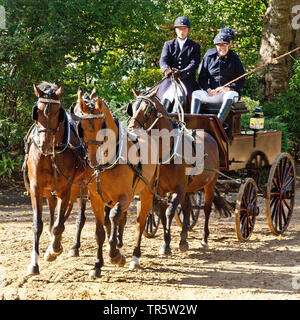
[177,37,188,51]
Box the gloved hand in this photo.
[164,69,173,78]
[172,68,182,79]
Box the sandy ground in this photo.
[0,181,299,300]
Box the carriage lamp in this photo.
[250,107,264,147]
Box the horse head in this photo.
[32,82,65,155]
[127,87,167,131]
[77,94,118,169]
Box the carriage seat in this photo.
[200,102,248,139]
[200,101,248,115]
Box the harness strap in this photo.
[38,98,61,104]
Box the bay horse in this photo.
[25,82,88,276]
[73,88,128,251]
[127,89,219,254]
[77,93,158,277]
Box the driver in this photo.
[156,16,201,113]
[191,32,245,122]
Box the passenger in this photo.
[191,32,245,122]
[157,16,201,113]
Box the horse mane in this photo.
[37,81,59,98]
[99,98,116,123]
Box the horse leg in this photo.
[179,194,191,253]
[44,194,69,261]
[45,193,57,237]
[104,205,111,250]
[108,202,126,267]
[26,187,43,276]
[117,211,127,248]
[159,190,184,256]
[89,190,105,278]
[129,190,153,269]
[200,182,216,249]
[68,197,87,257]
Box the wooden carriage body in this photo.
[172,103,282,172]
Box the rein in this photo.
[77,102,163,202]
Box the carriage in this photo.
[143,101,296,242]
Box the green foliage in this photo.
[0,152,22,178]
[240,96,261,113]
[240,96,289,152]
[262,61,300,157]
[0,0,298,178]
[241,113,289,152]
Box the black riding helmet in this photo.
[220,27,235,40]
[213,33,231,45]
[174,16,191,28]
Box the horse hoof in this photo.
[110,250,125,266]
[117,254,126,268]
[128,257,140,270]
[68,248,79,257]
[179,242,189,253]
[199,240,209,249]
[44,245,63,262]
[159,246,172,256]
[26,264,39,276]
[89,269,101,279]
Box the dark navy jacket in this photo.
[157,38,201,101]
[198,48,245,94]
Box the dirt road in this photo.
[0,184,299,300]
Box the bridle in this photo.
[77,102,121,170]
[131,96,160,130]
[34,98,62,133]
[32,97,70,155]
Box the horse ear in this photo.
[77,87,83,99]
[95,97,104,111]
[90,88,97,100]
[55,86,63,99]
[33,84,43,98]
[131,88,140,98]
[78,99,89,114]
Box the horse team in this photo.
[24,81,219,278]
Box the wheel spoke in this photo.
[278,201,283,231]
[249,186,256,204]
[282,162,292,184]
[271,198,280,227]
[283,199,291,212]
[272,176,280,191]
[281,202,288,226]
[282,176,294,192]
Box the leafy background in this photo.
[0,0,299,178]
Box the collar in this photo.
[177,37,188,50]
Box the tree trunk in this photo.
[259,0,300,100]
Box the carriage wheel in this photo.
[265,153,296,236]
[143,198,161,238]
[246,151,270,188]
[235,178,259,241]
[175,192,202,231]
